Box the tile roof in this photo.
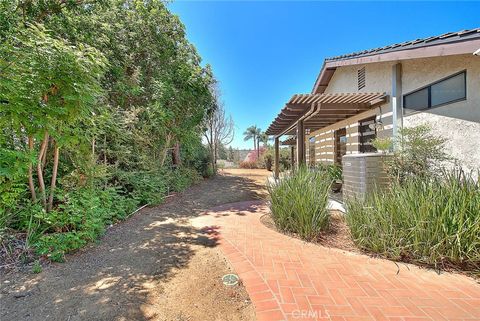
[325,28,480,62]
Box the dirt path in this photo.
[0,169,272,321]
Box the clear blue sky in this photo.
[168,1,480,149]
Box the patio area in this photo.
[192,200,480,321]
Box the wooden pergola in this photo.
[267,92,387,178]
[281,136,296,170]
[281,136,296,145]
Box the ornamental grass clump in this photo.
[346,169,480,270]
[267,166,331,240]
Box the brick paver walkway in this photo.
[191,201,480,321]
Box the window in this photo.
[358,67,365,90]
[359,117,377,153]
[404,88,429,111]
[431,72,466,106]
[335,128,347,165]
[403,71,466,113]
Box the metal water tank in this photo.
[342,153,391,200]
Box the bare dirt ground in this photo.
[0,169,272,321]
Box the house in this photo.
[266,28,480,179]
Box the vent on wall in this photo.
[358,67,366,90]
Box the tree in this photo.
[244,125,261,158]
[204,88,234,173]
[227,146,234,162]
[0,23,106,211]
[218,144,228,160]
[259,131,270,147]
[0,0,218,261]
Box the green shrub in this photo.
[0,148,30,234]
[371,137,393,153]
[258,152,273,171]
[315,164,342,182]
[204,165,215,178]
[8,164,202,263]
[167,167,201,192]
[115,169,168,206]
[388,125,451,182]
[32,260,42,273]
[346,169,480,270]
[267,166,332,240]
[28,187,135,262]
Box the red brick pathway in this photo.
[192,201,480,321]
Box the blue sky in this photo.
[168,1,480,149]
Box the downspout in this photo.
[294,103,319,168]
[273,101,320,171]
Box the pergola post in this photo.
[290,146,295,171]
[296,120,305,168]
[274,137,279,179]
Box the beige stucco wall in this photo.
[317,53,480,171]
[324,61,394,95]
[402,54,480,172]
[313,61,395,166]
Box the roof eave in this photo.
[312,38,480,94]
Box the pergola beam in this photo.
[266,92,387,136]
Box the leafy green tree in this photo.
[0,0,219,260]
[1,23,106,211]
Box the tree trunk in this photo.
[211,145,216,173]
[172,140,181,167]
[41,136,49,171]
[160,134,172,167]
[37,131,49,208]
[257,135,260,158]
[213,141,218,172]
[47,142,59,212]
[27,136,37,202]
[210,129,215,173]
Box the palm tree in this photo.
[259,132,270,147]
[254,127,262,157]
[243,125,261,158]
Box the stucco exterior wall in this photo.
[402,54,480,172]
[315,53,480,171]
[315,61,394,165]
[324,61,394,95]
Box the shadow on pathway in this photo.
[0,171,269,321]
